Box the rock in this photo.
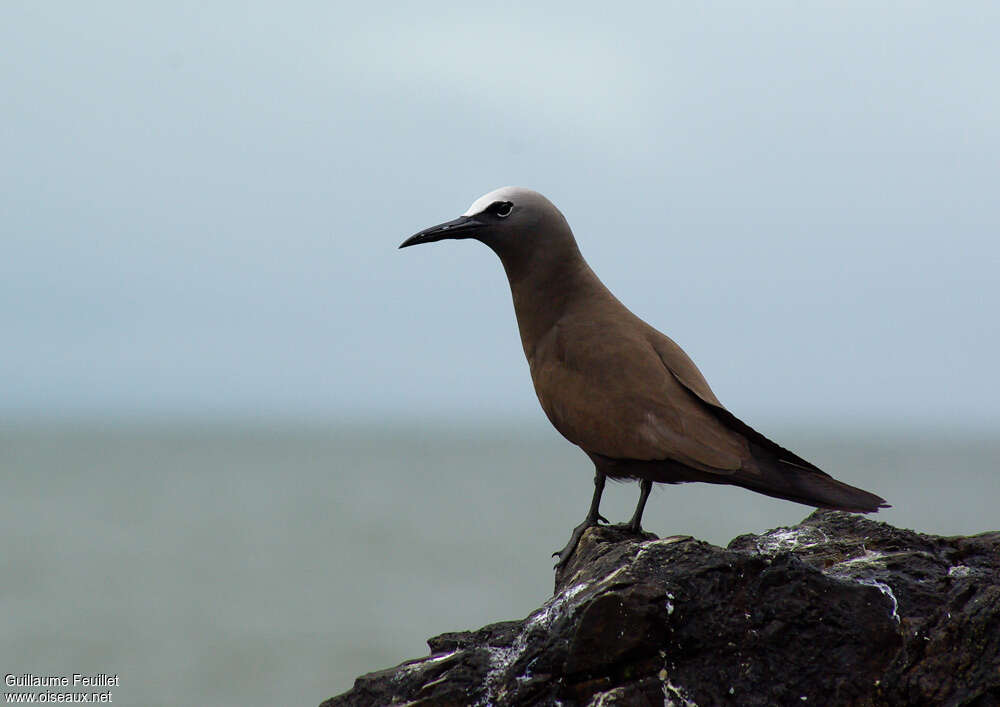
[321,511,1000,706]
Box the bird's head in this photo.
[399,187,575,265]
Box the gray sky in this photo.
[2,2,998,426]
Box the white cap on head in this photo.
[463,186,547,217]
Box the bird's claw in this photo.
[552,515,603,570]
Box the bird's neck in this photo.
[495,239,607,364]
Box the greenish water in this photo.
[0,420,996,706]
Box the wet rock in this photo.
[321,511,1000,706]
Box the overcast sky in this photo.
[2,2,997,427]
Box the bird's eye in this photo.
[494,201,513,218]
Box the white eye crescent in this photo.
[495,201,513,218]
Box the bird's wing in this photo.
[644,329,724,408]
[529,319,748,473]
[646,329,825,474]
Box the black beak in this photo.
[399,215,484,249]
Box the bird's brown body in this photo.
[402,186,887,566]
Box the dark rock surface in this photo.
[322,511,1000,706]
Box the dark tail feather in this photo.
[609,452,889,513]
[725,425,889,512]
[696,400,888,512]
[728,462,889,513]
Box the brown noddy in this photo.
[400,187,888,568]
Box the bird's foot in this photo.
[623,519,644,535]
[552,513,607,570]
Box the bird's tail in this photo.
[620,452,889,513]
[727,461,889,513]
[702,404,889,513]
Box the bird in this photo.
[400,187,888,568]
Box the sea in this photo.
[1,419,996,706]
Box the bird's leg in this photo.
[625,479,653,534]
[553,470,608,568]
